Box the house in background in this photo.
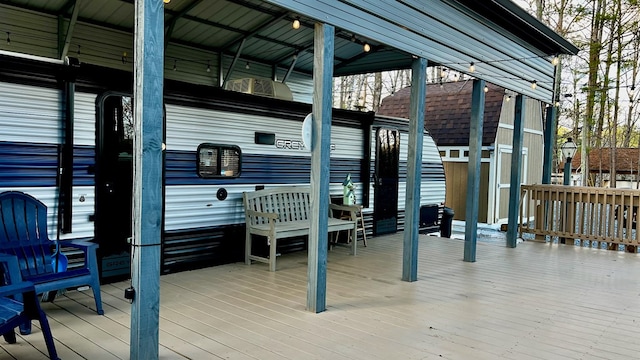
[378,81,546,225]
[570,148,640,188]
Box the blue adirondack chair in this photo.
[0,254,60,360]
[0,191,103,334]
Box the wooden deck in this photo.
[2,233,640,359]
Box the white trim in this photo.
[498,123,544,136]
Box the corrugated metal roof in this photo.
[1,0,577,102]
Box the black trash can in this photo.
[440,207,454,238]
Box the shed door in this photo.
[373,128,400,235]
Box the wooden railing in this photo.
[519,184,639,250]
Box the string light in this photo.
[77,45,81,56]
[469,62,475,73]
[531,80,537,90]
[163,0,171,4]
[173,59,177,71]
[121,52,127,64]
[363,43,371,52]
[484,85,488,93]
[440,68,447,78]
[506,95,511,102]
[6,32,10,45]
[245,62,250,69]
[351,34,356,42]
[551,56,559,66]
[292,17,301,30]
[206,60,211,73]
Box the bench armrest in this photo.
[0,281,35,297]
[245,209,279,220]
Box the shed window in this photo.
[197,144,241,178]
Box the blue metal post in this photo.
[402,57,427,282]
[307,22,334,313]
[506,95,525,248]
[542,106,557,184]
[130,0,163,358]
[563,159,572,185]
[464,79,485,262]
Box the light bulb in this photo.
[506,95,511,102]
[245,62,250,70]
[484,86,488,93]
[363,43,371,52]
[551,56,559,66]
[469,62,475,73]
[531,80,537,90]
[292,18,300,30]
[163,0,171,4]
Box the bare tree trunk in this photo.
[372,72,383,112]
[610,0,623,189]
[583,0,605,186]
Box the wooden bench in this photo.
[0,191,103,335]
[243,187,359,271]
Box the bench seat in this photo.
[243,187,358,271]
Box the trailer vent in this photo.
[224,78,293,101]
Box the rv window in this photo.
[197,144,241,178]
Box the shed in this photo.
[378,81,546,224]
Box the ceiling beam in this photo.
[164,0,204,49]
[221,11,289,52]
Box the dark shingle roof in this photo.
[377,81,505,146]
[571,148,640,174]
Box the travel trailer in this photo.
[0,60,445,282]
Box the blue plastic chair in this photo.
[0,254,60,359]
[0,191,103,334]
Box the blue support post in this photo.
[402,57,427,282]
[506,95,525,248]
[307,22,334,313]
[130,0,163,358]
[542,106,557,184]
[463,80,485,262]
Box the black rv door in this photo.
[95,95,134,282]
[373,128,400,235]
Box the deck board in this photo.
[2,234,640,359]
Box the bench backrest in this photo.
[243,187,312,226]
[0,191,54,278]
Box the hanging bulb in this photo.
[77,45,81,56]
[484,85,488,93]
[363,43,371,52]
[206,61,211,73]
[551,56,559,66]
[163,0,171,4]
[469,62,475,73]
[506,95,511,102]
[173,59,177,71]
[292,17,301,30]
[531,80,537,90]
[245,62,250,70]
[121,52,127,64]
[351,34,356,42]
[440,68,447,78]
[453,73,459,81]
[6,32,10,45]
[555,101,560,107]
